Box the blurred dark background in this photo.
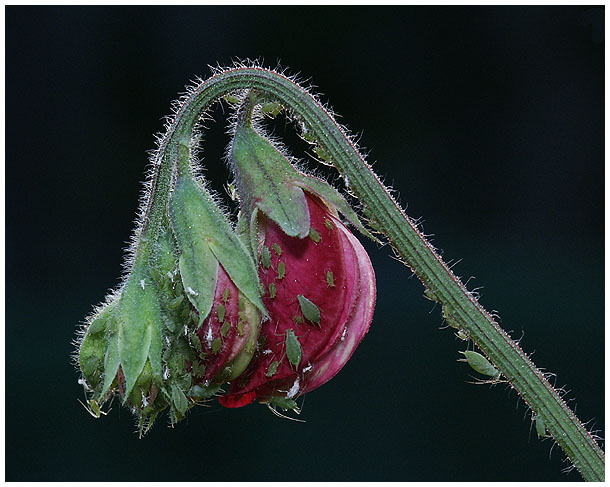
[6,6,604,481]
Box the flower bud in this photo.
[77,169,268,432]
[220,103,376,408]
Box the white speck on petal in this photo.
[262,349,273,355]
[303,364,313,373]
[286,377,300,399]
[186,286,199,296]
[140,279,146,290]
[341,327,348,341]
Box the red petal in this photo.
[218,391,256,408]
[227,194,375,401]
[194,264,252,382]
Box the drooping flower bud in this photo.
[77,164,267,432]
[219,98,376,410]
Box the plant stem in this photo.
[144,66,604,481]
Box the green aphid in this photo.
[261,101,282,117]
[222,288,230,303]
[189,332,202,352]
[535,414,548,439]
[314,145,331,162]
[293,315,304,324]
[220,321,230,337]
[168,295,185,310]
[297,294,321,326]
[326,270,335,288]
[324,218,334,230]
[261,246,272,269]
[237,321,245,336]
[224,94,240,104]
[269,396,299,412]
[277,261,286,280]
[272,243,282,256]
[309,228,321,243]
[216,303,226,323]
[212,337,222,354]
[285,329,302,368]
[78,398,109,419]
[460,351,501,381]
[268,282,277,299]
[245,340,256,354]
[266,360,280,377]
[171,384,188,416]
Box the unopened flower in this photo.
[219,99,376,410]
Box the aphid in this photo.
[269,396,300,412]
[325,269,335,288]
[324,218,334,230]
[171,384,189,416]
[293,315,304,324]
[534,413,549,439]
[237,321,245,336]
[78,398,110,419]
[220,321,230,337]
[168,294,184,309]
[277,261,286,280]
[216,303,226,322]
[191,360,205,377]
[189,332,202,352]
[459,351,501,381]
[266,400,305,422]
[272,242,282,256]
[212,337,222,354]
[285,329,302,368]
[309,228,321,243]
[222,288,230,303]
[261,246,272,269]
[224,182,238,201]
[266,360,280,377]
[261,101,282,117]
[455,329,469,341]
[268,282,277,299]
[314,145,331,162]
[224,94,240,104]
[297,294,321,326]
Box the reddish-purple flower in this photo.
[220,191,375,408]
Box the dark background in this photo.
[6,6,604,482]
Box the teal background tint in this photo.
[6,6,604,481]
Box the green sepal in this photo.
[231,123,310,238]
[170,174,266,319]
[102,316,120,396]
[79,299,118,393]
[294,174,378,241]
[117,263,164,399]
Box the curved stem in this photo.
[142,66,604,481]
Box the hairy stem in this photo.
[143,66,604,481]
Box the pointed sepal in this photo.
[170,173,266,320]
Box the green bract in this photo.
[169,173,266,321]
